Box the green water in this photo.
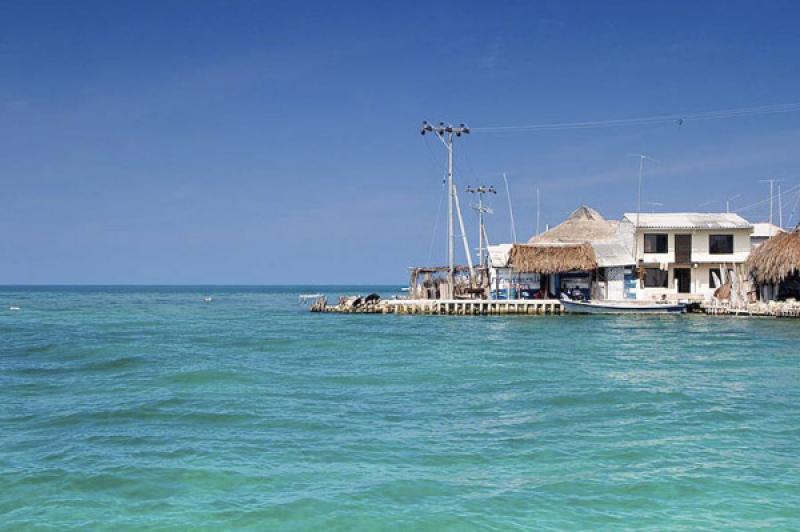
[2,286,799,530]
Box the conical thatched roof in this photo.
[509,243,597,274]
[747,228,800,283]
[529,205,619,244]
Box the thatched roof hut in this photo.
[509,243,597,274]
[747,228,800,284]
[529,205,618,244]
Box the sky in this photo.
[2,0,800,284]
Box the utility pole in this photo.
[421,121,473,295]
[466,185,496,268]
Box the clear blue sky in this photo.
[3,1,800,284]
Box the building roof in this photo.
[751,222,785,238]
[622,212,752,230]
[747,229,800,283]
[530,205,619,244]
[529,205,634,267]
[509,243,597,274]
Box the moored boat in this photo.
[560,298,685,314]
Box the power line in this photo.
[470,102,800,133]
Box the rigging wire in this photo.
[426,173,447,265]
[787,189,800,228]
[470,102,800,133]
[734,182,800,214]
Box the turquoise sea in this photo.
[2,286,799,530]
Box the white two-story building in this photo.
[622,212,753,301]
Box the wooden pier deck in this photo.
[314,298,564,315]
[702,302,800,317]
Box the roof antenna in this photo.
[628,154,659,263]
[725,194,740,213]
[502,172,518,243]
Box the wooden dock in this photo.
[701,302,800,317]
[313,298,564,315]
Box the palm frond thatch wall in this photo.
[509,243,597,274]
[747,229,800,283]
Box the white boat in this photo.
[560,298,685,314]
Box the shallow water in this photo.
[2,286,799,530]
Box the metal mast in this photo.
[760,179,782,225]
[421,121,473,295]
[629,154,658,263]
[466,185,496,267]
[502,172,518,243]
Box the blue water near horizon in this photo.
[2,285,799,530]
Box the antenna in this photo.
[536,186,541,236]
[502,172,518,243]
[628,154,659,264]
[466,185,496,268]
[725,194,741,213]
[421,121,473,294]
[645,201,663,213]
[759,178,784,225]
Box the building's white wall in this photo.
[635,263,744,301]
[634,228,751,264]
[606,267,625,300]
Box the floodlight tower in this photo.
[421,121,474,295]
[466,185,497,267]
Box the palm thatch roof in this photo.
[747,228,800,283]
[528,205,634,267]
[529,206,619,244]
[509,243,597,274]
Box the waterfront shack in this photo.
[488,241,598,299]
[747,227,800,301]
[408,265,489,300]
[528,206,635,300]
[488,206,634,300]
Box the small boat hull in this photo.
[560,299,686,314]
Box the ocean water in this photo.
[2,285,799,530]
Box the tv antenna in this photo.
[628,154,660,262]
[645,201,663,213]
[725,194,741,213]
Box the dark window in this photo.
[709,234,734,254]
[644,234,668,253]
[644,268,669,288]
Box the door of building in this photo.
[675,234,692,263]
[674,267,691,293]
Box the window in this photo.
[644,233,668,254]
[709,234,734,254]
[644,268,669,288]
